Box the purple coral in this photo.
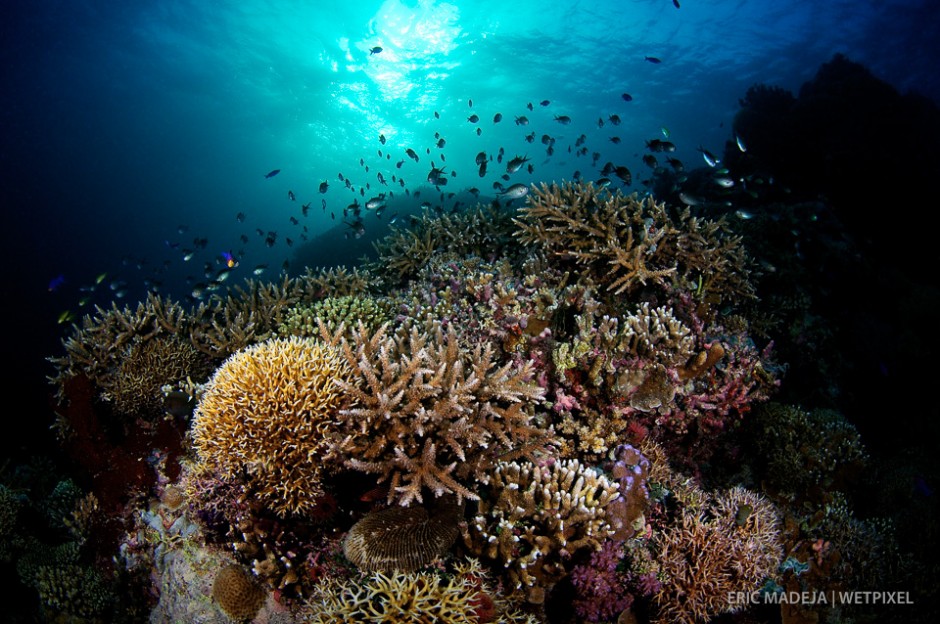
[606,444,651,541]
[570,540,633,622]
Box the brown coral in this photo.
[652,486,783,624]
[322,319,548,506]
[212,563,266,622]
[343,496,463,573]
[513,181,754,302]
[191,336,355,517]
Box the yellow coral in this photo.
[192,336,355,517]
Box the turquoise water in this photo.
[2,0,938,438]
[4,0,937,310]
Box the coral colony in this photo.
[16,180,914,622]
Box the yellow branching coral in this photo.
[652,486,783,624]
[323,320,548,507]
[303,558,539,624]
[462,459,620,594]
[513,181,754,301]
[191,336,355,517]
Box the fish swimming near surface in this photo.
[406,148,420,162]
[554,115,572,125]
[288,190,295,201]
[493,113,502,123]
[608,114,622,126]
[540,100,551,106]
[645,56,662,63]
[369,46,383,55]
[621,93,633,101]
[264,169,281,178]
[515,116,529,126]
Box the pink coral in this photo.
[570,540,633,622]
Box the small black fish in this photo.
[379,133,386,145]
[468,114,479,123]
[554,115,571,125]
[621,93,633,102]
[369,46,383,55]
[319,181,329,193]
[493,113,502,123]
[673,0,680,8]
[540,100,550,106]
[526,102,533,111]
[608,114,622,126]
[264,169,281,178]
[645,56,662,64]
[288,190,296,201]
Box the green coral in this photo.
[750,403,867,496]
[17,541,114,621]
[279,295,393,338]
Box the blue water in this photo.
[1,0,938,417]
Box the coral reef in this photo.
[191,336,356,517]
[651,486,783,623]
[278,294,393,338]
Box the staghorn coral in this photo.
[652,486,783,624]
[104,334,211,418]
[370,202,519,282]
[343,495,463,573]
[303,264,380,298]
[322,319,548,506]
[513,181,754,302]
[302,558,539,624]
[191,336,356,517]
[48,292,190,403]
[212,563,267,622]
[462,459,620,597]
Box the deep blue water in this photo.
[2,1,938,445]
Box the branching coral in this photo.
[303,558,539,623]
[191,336,356,517]
[513,181,754,302]
[322,319,548,506]
[105,335,211,418]
[652,486,783,624]
[48,293,190,403]
[370,203,519,282]
[462,459,620,597]
[279,295,393,339]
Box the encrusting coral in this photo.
[191,336,356,517]
[212,563,267,622]
[321,318,549,506]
